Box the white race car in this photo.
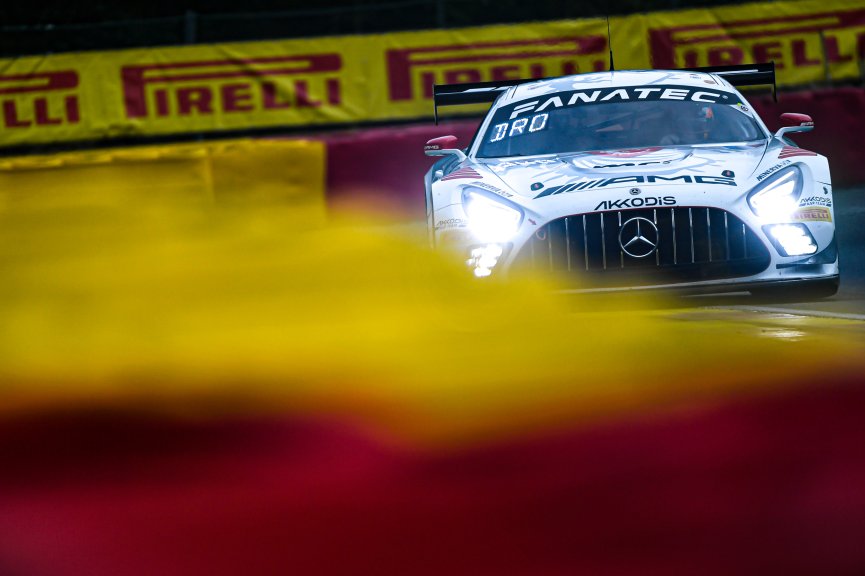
[424,64,839,297]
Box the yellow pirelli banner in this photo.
[371,18,613,119]
[637,0,865,84]
[0,0,863,147]
[0,38,373,148]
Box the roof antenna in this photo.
[606,16,615,72]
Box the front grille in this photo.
[512,207,770,287]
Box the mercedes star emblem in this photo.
[618,217,659,258]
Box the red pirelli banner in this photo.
[0,0,863,147]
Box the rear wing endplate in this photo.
[681,61,777,101]
[432,78,543,125]
[431,61,777,123]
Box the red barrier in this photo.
[320,87,865,217]
[750,88,865,187]
[323,119,479,216]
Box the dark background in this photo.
[1,0,749,57]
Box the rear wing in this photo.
[432,78,549,125]
[431,61,776,123]
[681,61,777,101]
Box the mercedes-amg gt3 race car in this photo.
[424,63,839,297]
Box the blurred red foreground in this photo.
[2,376,864,576]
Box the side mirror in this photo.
[424,135,467,161]
[775,113,814,139]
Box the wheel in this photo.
[750,277,839,302]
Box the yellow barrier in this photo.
[0,192,862,445]
[0,0,863,147]
[0,139,327,212]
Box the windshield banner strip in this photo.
[501,85,743,120]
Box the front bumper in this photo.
[480,205,839,293]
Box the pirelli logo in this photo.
[649,9,865,71]
[0,71,80,129]
[386,36,608,102]
[121,54,343,119]
[794,207,832,222]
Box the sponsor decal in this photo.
[649,7,865,75]
[729,103,753,116]
[756,160,792,181]
[488,158,560,172]
[793,207,832,222]
[576,148,683,169]
[530,182,544,191]
[488,113,549,144]
[778,146,818,159]
[799,196,832,208]
[385,36,608,102]
[502,85,740,120]
[441,167,482,181]
[435,217,468,230]
[437,228,473,246]
[471,181,513,197]
[121,54,343,119]
[534,173,735,198]
[594,196,677,211]
[570,147,697,170]
[0,71,80,129]
[574,159,674,169]
[587,147,661,158]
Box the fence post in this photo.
[436,0,447,28]
[184,10,198,44]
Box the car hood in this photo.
[477,143,768,199]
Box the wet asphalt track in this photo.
[685,186,865,321]
[659,186,865,347]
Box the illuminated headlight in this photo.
[747,166,803,221]
[462,188,523,243]
[466,244,504,277]
[765,224,818,256]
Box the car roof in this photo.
[502,70,735,106]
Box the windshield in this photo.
[476,86,765,158]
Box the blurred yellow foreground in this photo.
[0,140,860,446]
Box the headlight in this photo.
[764,224,818,256]
[747,166,803,221]
[466,244,505,277]
[462,188,523,242]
